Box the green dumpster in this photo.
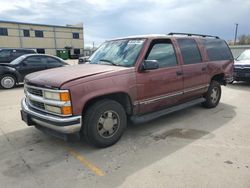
[56,50,69,60]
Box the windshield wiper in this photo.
[99,59,118,66]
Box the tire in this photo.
[82,99,127,148]
[202,80,221,108]
[0,74,16,89]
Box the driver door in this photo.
[136,39,183,114]
[18,56,47,80]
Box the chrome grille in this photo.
[24,84,72,117]
[29,99,45,110]
[27,87,43,97]
[234,68,250,73]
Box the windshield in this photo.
[10,55,26,65]
[89,39,145,67]
[236,50,250,61]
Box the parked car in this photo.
[78,56,90,64]
[21,33,234,148]
[0,48,37,63]
[233,49,250,83]
[0,54,68,89]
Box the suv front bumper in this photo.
[21,98,81,134]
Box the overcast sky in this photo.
[0,0,249,47]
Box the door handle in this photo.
[176,70,183,76]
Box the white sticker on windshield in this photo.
[128,40,144,45]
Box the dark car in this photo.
[0,49,37,63]
[233,49,250,83]
[0,54,68,89]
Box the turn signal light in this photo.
[61,106,72,115]
[60,92,71,101]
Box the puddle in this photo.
[153,128,213,141]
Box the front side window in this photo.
[89,39,145,67]
[146,40,177,68]
[0,50,11,57]
[177,39,202,64]
[35,30,44,38]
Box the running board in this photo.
[130,98,205,124]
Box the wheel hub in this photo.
[211,88,219,103]
[97,111,119,138]
[1,76,15,88]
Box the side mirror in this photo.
[141,60,159,71]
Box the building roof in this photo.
[0,20,83,29]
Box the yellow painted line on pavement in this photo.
[56,140,105,177]
[67,147,106,177]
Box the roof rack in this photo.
[168,32,220,39]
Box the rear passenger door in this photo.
[136,39,183,114]
[176,38,207,99]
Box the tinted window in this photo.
[204,39,233,61]
[74,48,80,54]
[46,57,61,64]
[37,49,45,54]
[73,33,79,39]
[23,30,30,37]
[146,41,177,68]
[177,39,202,64]
[0,50,11,57]
[25,57,42,64]
[35,30,44,38]
[0,28,8,36]
[13,50,26,57]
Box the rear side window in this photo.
[177,39,202,65]
[25,57,42,64]
[46,57,61,64]
[146,40,177,68]
[203,39,233,61]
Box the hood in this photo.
[0,63,15,67]
[234,60,250,65]
[25,64,129,88]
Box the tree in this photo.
[238,34,250,45]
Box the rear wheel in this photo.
[0,75,16,89]
[202,80,221,108]
[82,99,127,148]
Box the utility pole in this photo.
[92,41,95,49]
[234,23,238,45]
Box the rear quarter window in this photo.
[203,39,233,61]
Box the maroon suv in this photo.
[21,33,234,147]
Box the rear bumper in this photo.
[21,98,81,134]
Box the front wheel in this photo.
[202,80,221,108]
[0,74,16,89]
[82,99,127,148]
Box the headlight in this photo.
[45,104,61,114]
[45,104,72,115]
[44,91,71,101]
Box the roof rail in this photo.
[168,32,220,39]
